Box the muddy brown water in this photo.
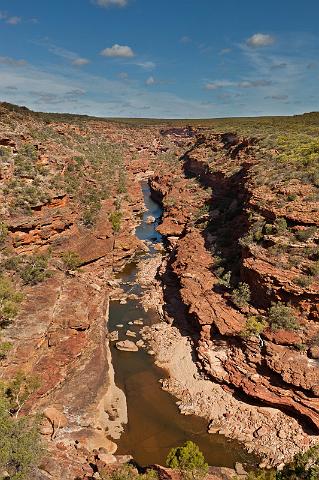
[109,181,255,468]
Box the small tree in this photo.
[0,341,12,360]
[61,251,82,270]
[0,222,8,246]
[0,276,23,328]
[268,302,299,331]
[100,465,158,480]
[5,372,40,417]
[166,441,208,480]
[0,383,43,479]
[241,316,267,339]
[109,211,122,233]
[231,282,251,308]
[20,254,51,285]
[276,444,319,479]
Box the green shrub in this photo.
[118,170,127,194]
[166,441,208,480]
[295,227,317,242]
[308,261,319,277]
[231,282,251,308]
[268,302,299,331]
[215,270,232,289]
[109,211,122,233]
[235,471,275,480]
[19,144,37,160]
[0,146,10,160]
[0,223,8,246]
[273,218,288,235]
[0,383,43,479]
[0,276,23,327]
[241,315,267,338]
[20,254,51,285]
[294,275,312,288]
[277,444,319,479]
[61,251,82,270]
[4,372,40,416]
[100,465,158,480]
[0,341,12,360]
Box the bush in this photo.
[295,227,317,242]
[241,315,267,338]
[0,223,8,246]
[268,302,299,331]
[235,471,275,480]
[100,465,158,480]
[277,444,319,479]
[61,251,82,270]
[308,261,319,277]
[166,441,208,480]
[294,275,312,288]
[0,341,12,360]
[231,282,251,308]
[109,211,122,233]
[0,276,23,327]
[273,218,288,235]
[0,381,43,479]
[215,270,231,289]
[5,372,40,416]
[20,254,51,285]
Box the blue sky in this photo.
[0,0,318,118]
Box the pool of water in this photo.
[108,181,254,468]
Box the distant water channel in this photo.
[108,181,254,468]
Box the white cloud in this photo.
[180,36,191,44]
[94,0,128,7]
[246,33,275,48]
[205,79,272,90]
[238,79,272,88]
[145,76,156,86]
[118,72,128,79]
[134,61,156,70]
[101,44,135,58]
[0,11,22,25]
[219,48,231,55]
[264,95,288,100]
[205,80,234,90]
[72,58,90,66]
[0,56,27,67]
[37,40,90,67]
[6,16,21,25]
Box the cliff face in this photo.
[149,127,319,465]
[0,104,181,479]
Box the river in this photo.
[108,181,254,468]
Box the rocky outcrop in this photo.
[149,129,319,466]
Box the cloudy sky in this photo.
[0,0,318,118]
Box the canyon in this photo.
[0,103,319,479]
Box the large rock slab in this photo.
[115,340,138,352]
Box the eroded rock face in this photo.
[0,103,179,478]
[147,129,319,466]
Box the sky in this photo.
[0,0,318,118]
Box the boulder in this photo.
[108,331,119,342]
[133,319,144,326]
[309,346,319,359]
[98,453,117,464]
[43,406,68,429]
[146,215,156,224]
[126,330,137,338]
[115,340,138,352]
